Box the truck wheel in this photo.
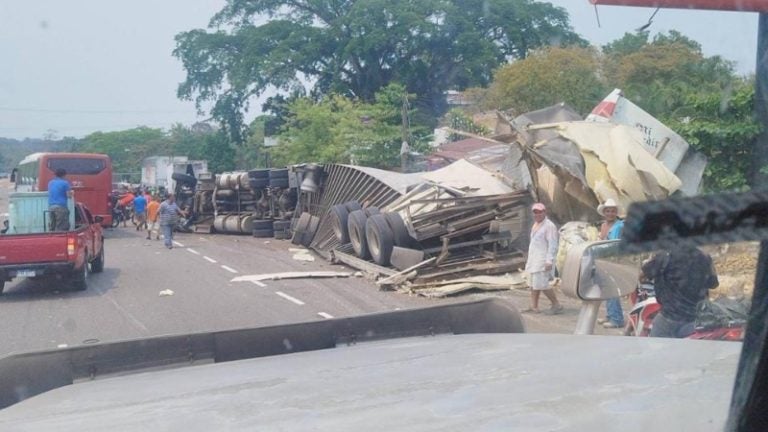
[384,212,411,247]
[366,214,394,266]
[91,243,105,273]
[0,281,4,295]
[330,204,351,243]
[72,260,88,291]
[348,209,370,259]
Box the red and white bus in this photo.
[11,153,113,227]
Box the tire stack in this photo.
[213,171,260,234]
[331,201,413,266]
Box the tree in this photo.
[603,31,735,117]
[274,83,430,169]
[478,46,606,115]
[666,80,760,191]
[174,0,584,141]
[75,127,169,174]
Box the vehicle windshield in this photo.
[0,0,763,429]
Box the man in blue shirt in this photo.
[133,189,148,231]
[48,168,73,231]
[596,199,626,329]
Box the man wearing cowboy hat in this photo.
[523,203,564,314]
[596,198,626,328]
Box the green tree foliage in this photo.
[479,46,607,115]
[666,81,760,191]
[604,31,735,117]
[75,127,168,174]
[445,108,490,141]
[173,0,584,139]
[274,83,430,169]
[74,125,236,175]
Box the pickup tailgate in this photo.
[0,233,70,266]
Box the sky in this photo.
[0,0,760,139]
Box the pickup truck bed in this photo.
[0,201,105,294]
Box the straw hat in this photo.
[597,198,620,215]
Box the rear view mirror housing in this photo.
[94,216,104,224]
[560,240,638,301]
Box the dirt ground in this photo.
[705,242,759,299]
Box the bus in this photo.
[11,153,113,227]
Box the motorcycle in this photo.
[623,280,746,341]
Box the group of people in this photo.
[522,198,718,338]
[118,188,187,249]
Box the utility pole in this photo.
[400,92,410,173]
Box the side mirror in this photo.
[94,216,104,224]
[560,240,638,301]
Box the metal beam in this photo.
[590,0,768,11]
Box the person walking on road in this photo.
[146,195,161,240]
[523,203,563,315]
[158,193,185,249]
[596,199,626,329]
[133,190,148,231]
[48,168,73,232]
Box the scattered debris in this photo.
[231,271,353,283]
[158,289,174,297]
[410,274,527,298]
[291,249,316,262]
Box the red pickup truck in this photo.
[0,202,105,293]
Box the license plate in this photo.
[16,270,36,277]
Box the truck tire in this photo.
[330,204,351,243]
[384,212,411,247]
[348,209,370,259]
[269,177,290,188]
[269,168,289,179]
[273,220,292,231]
[364,206,380,217]
[252,219,274,230]
[0,281,4,295]
[171,172,197,186]
[248,169,270,179]
[252,228,274,238]
[292,213,312,245]
[345,201,362,212]
[249,178,270,190]
[366,214,394,266]
[71,260,88,291]
[91,243,105,273]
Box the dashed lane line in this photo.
[203,256,217,263]
[317,312,334,319]
[221,265,238,274]
[173,241,184,247]
[275,291,305,305]
[186,248,200,255]
[250,280,267,287]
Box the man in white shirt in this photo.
[523,203,563,314]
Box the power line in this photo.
[0,106,193,114]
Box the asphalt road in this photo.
[0,178,614,357]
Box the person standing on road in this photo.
[523,203,563,314]
[158,193,185,249]
[133,190,148,231]
[642,245,719,338]
[596,199,626,329]
[146,195,161,240]
[48,168,73,231]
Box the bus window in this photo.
[47,159,106,175]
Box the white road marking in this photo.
[221,265,238,274]
[275,291,305,305]
[203,256,217,263]
[57,344,68,348]
[186,248,200,255]
[317,312,334,319]
[250,280,267,287]
[173,241,184,247]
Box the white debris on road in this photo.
[232,271,353,283]
[158,289,175,297]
